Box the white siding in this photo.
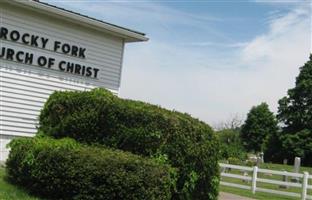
[0,2,126,160]
[0,135,15,162]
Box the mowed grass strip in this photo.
[0,167,39,200]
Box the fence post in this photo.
[251,166,258,194]
[301,172,309,200]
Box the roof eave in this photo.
[7,0,149,42]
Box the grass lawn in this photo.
[0,167,39,200]
[220,185,300,200]
[219,162,312,200]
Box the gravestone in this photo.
[256,156,262,167]
[279,170,289,189]
[249,155,257,163]
[294,157,301,173]
[283,159,288,165]
[259,152,264,163]
[242,171,250,183]
[291,157,301,182]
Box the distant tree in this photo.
[276,55,312,165]
[241,103,278,152]
[217,129,247,161]
[214,114,244,131]
[263,129,284,163]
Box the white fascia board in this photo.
[6,0,149,43]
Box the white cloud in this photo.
[120,3,311,125]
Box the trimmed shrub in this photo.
[39,88,220,200]
[6,137,176,200]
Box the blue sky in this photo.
[42,0,311,127]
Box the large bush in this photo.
[6,137,175,200]
[39,88,220,200]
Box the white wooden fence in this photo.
[220,163,312,200]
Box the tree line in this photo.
[218,55,312,166]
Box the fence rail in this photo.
[220,163,312,200]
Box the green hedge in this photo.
[6,137,175,200]
[39,88,220,200]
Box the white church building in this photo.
[0,0,148,161]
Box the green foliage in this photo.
[6,137,176,200]
[263,130,284,164]
[278,55,312,132]
[38,88,220,200]
[241,102,278,152]
[227,157,241,165]
[217,129,247,161]
[245,160,254,167]
[275,55,312,165]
